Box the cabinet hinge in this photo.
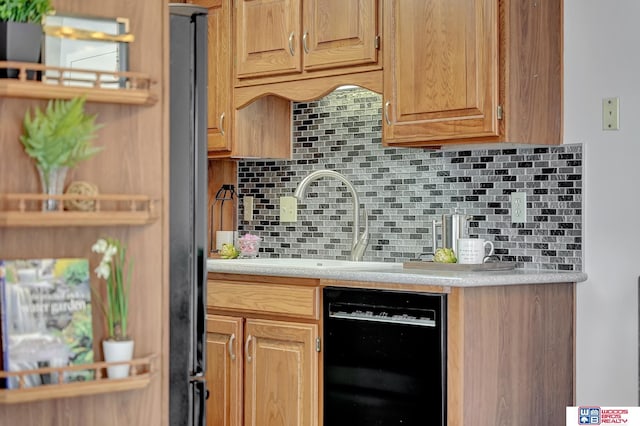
[315,337,321,352]
[374,35,381,50]
[497,105,504,120]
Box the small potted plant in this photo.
[20,96,103,211]
[0,0,53,78]
[92,237,135,379]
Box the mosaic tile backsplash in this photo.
[237,88,583,271]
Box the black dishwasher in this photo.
[323,287,446,426]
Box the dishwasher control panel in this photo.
[328,302,437,327]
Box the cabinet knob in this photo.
[288,32,296,56]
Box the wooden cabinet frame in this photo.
[382,0,563,147]
[207,277,320,426]
[234,0,382,87]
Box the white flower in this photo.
[103,243,118,262]
[92,238,108,254]
[95,262,110,280]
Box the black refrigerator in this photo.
[169,4,208,426]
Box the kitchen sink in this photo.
[207,257,402,271]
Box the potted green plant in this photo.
[0,0,53,78]
[92,237,135,378]
[20,96,103,211]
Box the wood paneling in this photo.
[503,0,563,144]
[448,283,575,426]
[234,96,292,159]
[1,0,168,425]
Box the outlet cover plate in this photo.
[511,192,527,223]
[280,196,297,223]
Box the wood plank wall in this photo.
[0,1,169,424]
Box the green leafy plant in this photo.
[0,0,53,23]
[20,97,103,178]
[63,260,90,286]
[92,237,134,341]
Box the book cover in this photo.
[0,259,94,389]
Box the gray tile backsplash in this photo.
[237,87,582,271]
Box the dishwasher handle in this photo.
[328,306,437,328]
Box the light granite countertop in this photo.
[206,258,588,287]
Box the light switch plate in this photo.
[603,97,620,130]
[280,196,297,223]
[511,192,527,223]
[243,196,254,222]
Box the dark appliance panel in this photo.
[323,287,447,426]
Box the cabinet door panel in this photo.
[196,0,232,153]
[235,0,302,78]
[244,319,318,426]
[383,0,499,143]
[206,315,243,426]
[303,0,378,70]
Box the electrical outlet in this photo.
[603,97,620,130]
[511,192,527,223]
[243,196,254,222]
[280,196,297,223]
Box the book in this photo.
[0,258,94,389]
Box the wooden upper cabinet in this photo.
[190,0,233,155]
[235,0,302,78]
[234,0,381,85]
[244,319,318,426]
[302,0,378,71]
[194,0,292,159]
[382,0,563,147]
[383,0,498,145]
[206,315,243,426]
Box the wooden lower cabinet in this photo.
[206,315,319,426]
[206,315,243,426]
[207,275,575,426]
[244,319,318,426]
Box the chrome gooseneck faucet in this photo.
[293,169,369,261]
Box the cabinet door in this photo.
[383,0,499,145]
[191,0,233,154]
[244,319,318,426]
[235,0,302,78]
[302,0,378,71]
[206,315,243,426]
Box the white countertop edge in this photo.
[206,262,588,287]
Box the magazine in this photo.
[0,259,94,389]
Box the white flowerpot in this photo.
[102,340,135,379]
